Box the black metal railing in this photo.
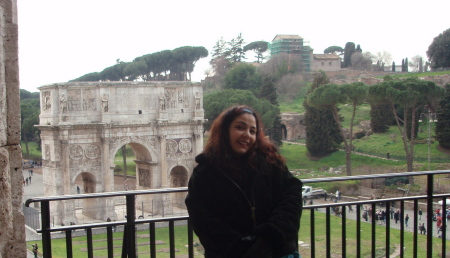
[25,170,450,258]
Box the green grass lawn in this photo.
[21,141,42,161]
[27,211,450,257]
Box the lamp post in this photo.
[419,110,438,171]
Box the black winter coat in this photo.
[185,153,303,257]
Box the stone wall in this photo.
[0,0,26,256]
[280,113,306,140]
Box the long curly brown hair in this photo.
[203,105,286,171]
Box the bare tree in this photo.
[409,55,423,72]
[258,53,304,79]
[351,52,372,70]
[275,74,307,102]
[376,50,392,65]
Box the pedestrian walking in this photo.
[418,209,423,220]
[394,209,400,224]
[32,243,38,258]
[324,192,327,201]
[405,214,409,226]
[25,177,28,185]
[29,176,31,184]
[437,215,442,231]
[419,223,426,234]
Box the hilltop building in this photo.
[270,34,341,72]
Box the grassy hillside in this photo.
[277,70,450,194]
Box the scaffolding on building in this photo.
[270,34,312,72]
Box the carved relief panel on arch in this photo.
[165,138,192,154]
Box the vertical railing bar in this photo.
[371,202,376,258]
[125,194,136,257]
[169,220,175,258]
[427,174,433,258]
[150,222,156,258]
[87,228,93,258]
[326,207,331,258]
[342,205,346,257]
[413,199,418,258]
[386,201,391,258]
[121,226,127,257]
[310,208,316,258]
[65,230,73,258]
[400,201,404,258]
[187,219,194,258]
[442,196,447,257]
[356,204,361,258]
[106,226,113,258]
[41,200,52,258]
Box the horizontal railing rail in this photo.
[26,170,450,258]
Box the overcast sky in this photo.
[18,0,449,93]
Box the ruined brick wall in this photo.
[0,0,26,256]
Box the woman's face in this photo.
[228,113,257,155]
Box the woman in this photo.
[185,106,303,258]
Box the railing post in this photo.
[65,230,73,258]
[125,194,136,257]
[413,199,418,258]
[188,219,194,258]
[41,200,52,258]
[86,228,93,258]
[150,222,156,258]
[326,207,331,258]
[169,220,175,258]
[356,204,361,258]
[442,197,447,257]
[310,209,316,258]
[427,174,434,258]
[386,201,391,258]
[371,202,376,258]
[400,200,404,258]
[106,226,113,258]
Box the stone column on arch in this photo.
[193,131,203,158]
[158,134,168,188]
[61,140,77,225]
[102,137,117,220]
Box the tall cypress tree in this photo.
[303,71,343,157]
[436,84,450,148]
[343,42,356,68]
[370,100,393,133]
[260,77,282,146]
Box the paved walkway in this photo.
[306,197,450,238]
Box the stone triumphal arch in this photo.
[37,82,204,224]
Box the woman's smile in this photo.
[229,113,257,155]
